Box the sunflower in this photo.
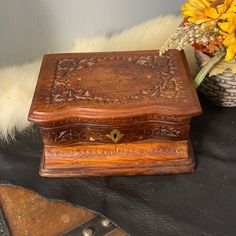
[219,12,236,60]
[181,0,234,25]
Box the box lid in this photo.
[28,50,201,123]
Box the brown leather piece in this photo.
[0,185,127,236]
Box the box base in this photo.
[40,140,195,177]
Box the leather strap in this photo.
[64,215,116,236]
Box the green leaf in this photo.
[194,52,225,89]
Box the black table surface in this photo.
[0,95,236,236]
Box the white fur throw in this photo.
[0,15,196,141]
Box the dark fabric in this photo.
[0,95,236,236]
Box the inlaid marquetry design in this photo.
[49,53,188,104]
[40,122,188,146]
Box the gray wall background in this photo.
[0,0,184,67]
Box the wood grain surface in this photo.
[28,50,201,177]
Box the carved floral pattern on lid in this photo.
[50,52,188,105]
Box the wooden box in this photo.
[28,50,202,177]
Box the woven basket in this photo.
[195,51,236,107]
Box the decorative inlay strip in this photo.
[40,123,188,146]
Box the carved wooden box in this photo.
[28,50,202,177]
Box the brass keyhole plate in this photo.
[106,129,124,143]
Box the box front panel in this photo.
[39,116,190,147]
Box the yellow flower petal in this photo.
[181,3,199,14]
[224,34,236,45]
[231,14,236,24]
[219,22,236,33]
[189,0,211,8]
[182,10,196,17]
[225,43,236,60]
[227,12,236,22]
[217,4,227,14]
[204,7,220,18]
[220,0,234,8]
[227,0,236,12]
[188,16,212,23]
